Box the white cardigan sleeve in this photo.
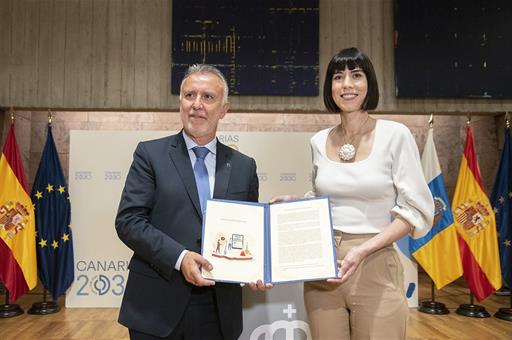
[390,125,434,239]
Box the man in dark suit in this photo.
[116,64,264,340]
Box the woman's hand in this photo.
[327,246,365,284]
[269,195,298,203]
[240,280,273,291]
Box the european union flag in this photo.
[31,125,74,300]
[490,126,512,288]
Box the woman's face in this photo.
[331,66,368,113]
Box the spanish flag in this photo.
[452,124,502,301]
[0,122,37,302]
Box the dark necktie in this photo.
[192,147,211,215]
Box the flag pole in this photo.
[0,283,24,318]
[418,278,449,314]
[9,106,14,124]
[27,110,60,315]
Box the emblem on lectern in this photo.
[249,304,312,340]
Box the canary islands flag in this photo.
[0,123,37,302]
[490,126,511,288]
[32,125,74,300]
[452,124,501,301]
[410,128,462,289]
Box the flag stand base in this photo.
[418,301,449,315]
[455,303,490,318]
[28,301,60,315]
[0,303,24,318]
[419,281,449,315]
[494,308,512,321]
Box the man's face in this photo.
[180,72,229,144]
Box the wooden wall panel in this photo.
[22,0,39,106]
[376,0,392,109]
[63,0,80,107]
[146,0,162,109]
[37,0,52,107]
[0,0,511,113]
[9,0,25,105]
[105,0,122,108]
[160,0,171,108]
[133,0,148,107]
[91,0,108,107]
[0,0,11,105]
[77,0,93,107]
[50,0,66,106]
[120,0,135,108]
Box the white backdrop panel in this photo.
[67,130,418,339]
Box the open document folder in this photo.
[201,196,338,284]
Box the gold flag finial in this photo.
[506,112,510,129]
[48,109,53,125]
[466,114,471,125]
[9,106,14,123]
[428,114,434,128]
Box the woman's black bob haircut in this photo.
[323,47,379,112]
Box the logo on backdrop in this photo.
[258,172,268,182]
[75,260,129,296]
[104,171,122,181]
[74,171,93,180]
[218,134,239,144]
[218,134,240,151]
[279,172,297,182]
[250,304,312,340]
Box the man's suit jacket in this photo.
[115,131,259,339]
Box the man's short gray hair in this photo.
[179,64,229,104]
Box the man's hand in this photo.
[180,251,216,287]
[269,195,298,204]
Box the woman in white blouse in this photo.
[273,47,434,339]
